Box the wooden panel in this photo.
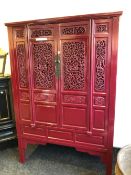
[94,96,106,107]
[63,95,86,104]
[48,129,73,141]
[76,133,104,145]
[61,39,88,91]
[13,28,33,126]
[20,91,29,100]
[16,42,28,89]
[60,21,90,131]
[62,107,87,128]
[91,19,112,135]
[60,21,89,36]
[31,41,56,90]
[19,102,31,121]
[29,26,59,126]
[35,105,57,124]
[23,125,46,136]
[93,109,105,130]
[34,93,56,102]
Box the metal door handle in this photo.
[55,54,60,77]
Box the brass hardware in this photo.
[55,53,60,77]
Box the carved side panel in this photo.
[95,39,107,92]
[62,41,86,90]
[16,43,28,88]
[32,42,55,89]
[92,19,112,135]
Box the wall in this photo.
[0,0,130,148]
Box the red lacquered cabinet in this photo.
[5,11,122,175]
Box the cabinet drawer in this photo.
[48,129,73,141]
[75,133,104,146]
[22,125,46,137]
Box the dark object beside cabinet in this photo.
[5,11,122,175]
[0,76,16,142]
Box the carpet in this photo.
[0,140,119,175]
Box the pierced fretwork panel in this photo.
[96,24,109,33]
[16,29,24,39]
[31,29,52,38]
[16,43,28,88]
[61,25,88,35]
[62,41,87,91]
[32,42,55,89]
[95,39,107,92]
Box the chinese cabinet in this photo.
[5,11,122,175]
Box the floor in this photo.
[0,140,119,175]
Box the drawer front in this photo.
[22,125,46,137]
[75,133,104,146]
[48,129,73,141]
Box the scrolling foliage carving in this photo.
[31,29,52,38]
[95,40,106,91]
[33,43,55,89]
[63,41,86,90]
[94,96,105,106]
[61,26,87,35]
[16,30,24,38]
[16,43,28,88]
[34,93,55,102]
[64,95,86,104]
[20,92,29,100]
[96,24,108,33]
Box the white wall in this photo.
[0,0,130,148]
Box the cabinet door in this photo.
[29,25,59,126]
[59,21,90,130]
[14,27,32,125]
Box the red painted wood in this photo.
[6,12,122,175]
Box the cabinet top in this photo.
[5,11,122,27]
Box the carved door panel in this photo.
[14,28,32,125]
[29,25,59,127]
[59,21,90,130]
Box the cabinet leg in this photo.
[106,162,112,175]
[101,151,113,175]
[18,139,27,163]
[105,153,113,175]
[19,148,26,163]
